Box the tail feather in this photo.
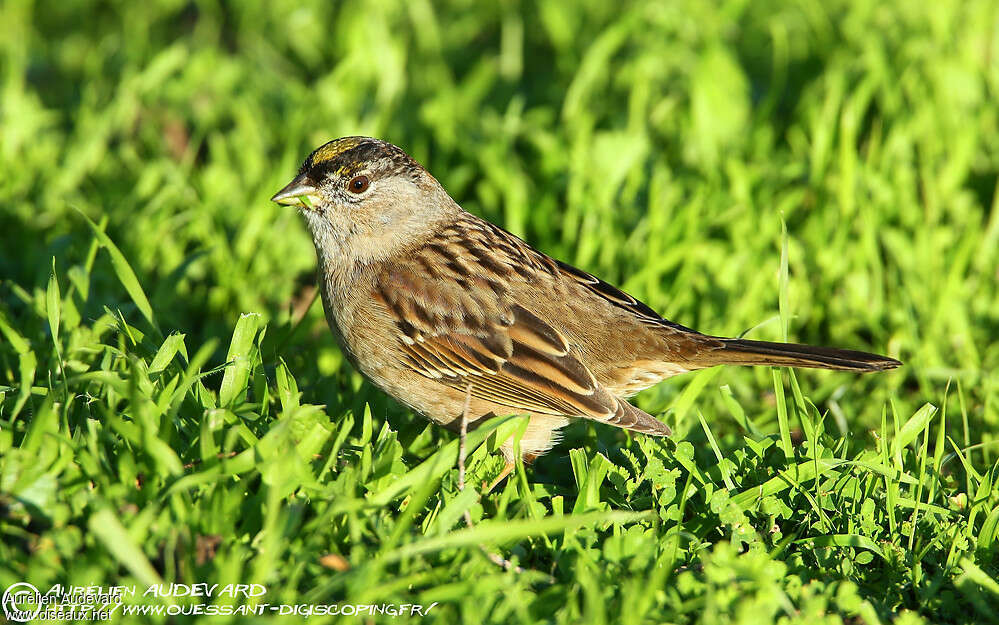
[607,399,672,436]
[703,338,901,372]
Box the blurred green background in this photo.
[2,0,998,623]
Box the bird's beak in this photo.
[271,173,320,207]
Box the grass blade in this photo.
[795,534,886,560]
[75,207,156,329]
[381,510,650,562]
[88,508,165,591]
[219,313,262,407]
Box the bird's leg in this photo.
[453,385,540,578]
[457,383,472,493]
[457,383,475,527]
[457,381,511,495]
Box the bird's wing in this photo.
[471,216,724,356]
[370,256,669,435]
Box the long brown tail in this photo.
[701,338,901,372]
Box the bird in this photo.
[271,136,900,486]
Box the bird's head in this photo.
[272,137,456,266]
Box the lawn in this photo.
[1,0,998,623]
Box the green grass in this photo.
[2,0,998,623]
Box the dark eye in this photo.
[347,175,369,193]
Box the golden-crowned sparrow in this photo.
[272,136,900,477]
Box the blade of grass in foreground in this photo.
[954,558,999,623]
[88,508,166,593]
[774,369,794,461]
[671,366,722,427]
[379,510,650,563]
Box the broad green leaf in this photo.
[148,332,186,373]
[46,257,61,345]
[892,403,937,465]
[218,312,262,407]
[978,506,999,553]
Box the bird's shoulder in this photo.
[432,212,701,334]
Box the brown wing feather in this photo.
[471,217,723,366]
[371,231,670,435]
[385,284,618,418]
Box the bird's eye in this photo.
[347,175,370,194]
